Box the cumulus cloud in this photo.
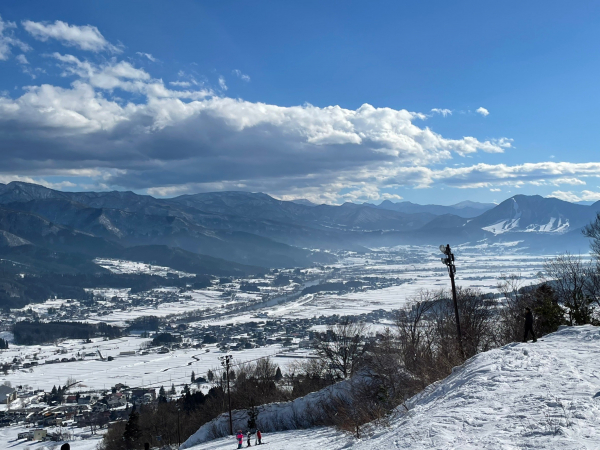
[232,69,250,82]
[0,64,515,202]
[3,24,587,204]
[0,15,30,60]
[476,107,489,116]
[22,19,119,52]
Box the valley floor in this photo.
[187,325,600,450]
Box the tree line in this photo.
[13,321,123,345]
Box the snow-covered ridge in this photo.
[482,198,571,235]
[187,325,600,450]
[482,217,521,234]
[483,216,570,234]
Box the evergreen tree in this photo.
[170,383,176,395]
[123,406,142,449]
[191,371,195,383]
[183,384,190,395]
[274,366,283,381]
[207,369,214,382]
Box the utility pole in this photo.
[220,354,233,435]
[439,244,465,358]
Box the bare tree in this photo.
[583,212,600,260]
[543,253,597,325]
[314,318,369,380]
[395,290,440,389]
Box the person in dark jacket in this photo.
[523,307,537,342]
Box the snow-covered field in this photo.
[201,247,549,322]
[94,258,195,277]
[186,325,600,450]
[1,336,306,392]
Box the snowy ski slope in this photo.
[186,325,600,450]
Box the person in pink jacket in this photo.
[236,430,244,449]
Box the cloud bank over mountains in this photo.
[0,16,599,203]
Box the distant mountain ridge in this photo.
[0,181,597,276]
[372,199,496,218]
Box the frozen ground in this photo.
[187,325,600,450]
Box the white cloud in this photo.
[431,108,452,117]
[136,52,158,62]
[476,107,489,116]
[169,81,192,87]
[0,174,76,190]
[16,54,28,64]
[49,53,211,103]
[22,20,119,52]
[427,162,600,189]
[0,15,30,60]
[232,69,250,82]
[218,76,227,91]
[0,42,532,203]
[549,190,600,203]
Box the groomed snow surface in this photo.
[186,325,600,450]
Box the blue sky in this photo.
[0,1,600,205]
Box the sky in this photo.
[0,1,600,205]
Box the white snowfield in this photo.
[185,325,600,450]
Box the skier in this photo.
[256,429,262,445]
[523,307,537,343]
[236,430,244,449]
[247,431,252,447]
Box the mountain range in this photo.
[0,181,597,278]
